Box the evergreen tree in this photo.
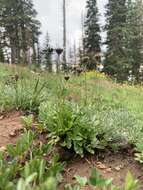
[78,41,84,68]
[0,0,41,65]
[126,0,143,82]
[83,0,101,70]
[104,0,128,81]
[42,33,53,72]
[0,48,4,63]
[104,0,143,82]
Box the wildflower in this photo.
[64,75,70,81]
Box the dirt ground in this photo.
[0,112,142,189]
[61,150,143,189]
[0,111,23,147]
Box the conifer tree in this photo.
[83,0,101,70]
[0,48,4,63]
[42,33,53,72]
[127,0,143,82]
[104,0,143,82]
[0,0,41,65]
[104,0,128,81]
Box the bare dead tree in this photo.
[63,0,67,71]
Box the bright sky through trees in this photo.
[33,0,107,47]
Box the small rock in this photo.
[97,162,107,170]
[0,146,6,152]
[106,168,112,172]
[114,166,121,171]
[0,115,4,120]
[9,132,16,137]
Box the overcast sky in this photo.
[33,0,108,47]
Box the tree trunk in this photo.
[11,44,16,64]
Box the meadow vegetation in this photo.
[0,64,143,189]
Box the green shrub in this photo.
[39,101,110,157]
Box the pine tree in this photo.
[104,0,143,82]
[104,0,128,81]
[126,0,143,82]
[0,0,41,65]
[42,33,53,72]
[83,0,101,70]
[0,48,4,63]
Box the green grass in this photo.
[0,64,143,146]
[0,64,142,114]
[0,64,143,189]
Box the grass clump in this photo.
[0,77,46,113]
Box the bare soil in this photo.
[61,151,143,189]
[0,111,23,147]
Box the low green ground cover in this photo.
[0,64,142,189]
